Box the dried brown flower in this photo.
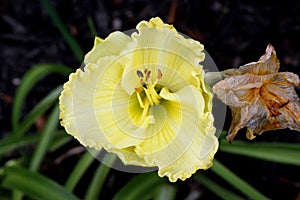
[213,44,300,143]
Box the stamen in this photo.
[144,68,148,74]
[144,88,154,106]
[153,69,163,86]
[135,87,141,94]
[148,85,161,104]
[140,79,147,88]
[145,70,151,82]
[134,68,164,127]
[157,69,163,80]
[135,88,144,108]
[137,70,144,78]
[137,98,150,126]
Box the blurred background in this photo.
[0,0,300,199]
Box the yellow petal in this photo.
[137,17,176,30]
[158,124,218,182]
[59,56,147,151]
[88,147,153,167]
[135,85,217,181]
[194,70,214,113]
[59,63,110,149]
[84,31,131,64]
[60,17,218,176]
[119,17,205,95]
[120,49,204,95]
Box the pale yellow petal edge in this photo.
[59,69,85,144]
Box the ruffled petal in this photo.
[108,147,153,167]
[137,17,176,30]
[60,17,218,180]
[120,51,202,96]
[135,85,217,182]
[59,56,147,151]
[157,122,218,182]
[84,31,131,64]
[59,63,110,149]
[119,17,205,95]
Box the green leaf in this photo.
[65,151,94,191]
[29,105,60,171]
[1,165,79,200]
[219,139,300,166]
[12,64,72,133]
[0,134,38,156]
[87,16,97,37]
[84,153,116,200]
[193,173,243,200]
[154,183,177,200]
[49,131,72,152]
[113,171,165,200]
[14,85,63,137]
[39,0,84,62]
[211,160,269,200]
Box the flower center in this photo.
[134,68,163,126]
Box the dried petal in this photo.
[222,44,280,77]
[213,45,300,143]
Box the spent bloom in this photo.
[213,44,300,143]
[59,17,218,182]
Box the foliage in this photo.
[0,0,299,199]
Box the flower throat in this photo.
[134,68,163,125]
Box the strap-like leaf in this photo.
[39,0,84,61]
[65,151,94,191]
[154,183,177,200]
[194,173,243,200]
[0,134,38,155]
[12,64,72,134]
[1,165,80,200]
[84,153,116,200]
[219,139,300,166]
[29,105,59,171]
[211,160,269,200]
[14,85,63,137]
[113,171,166,200]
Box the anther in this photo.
[135,87,141,94]
[140,79,147,88]
[145,70,151,82]
[157,69,163,80]
[137,70,144,78]
[144,68,148,74]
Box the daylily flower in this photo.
[213,44,300,143]
[59,17,218,182]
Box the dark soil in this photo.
[1,0,300,199]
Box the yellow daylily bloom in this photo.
[213,44,300,143]
[59,17,218,182]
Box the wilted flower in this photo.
[59,17,218,182]
[213,44,300,143]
